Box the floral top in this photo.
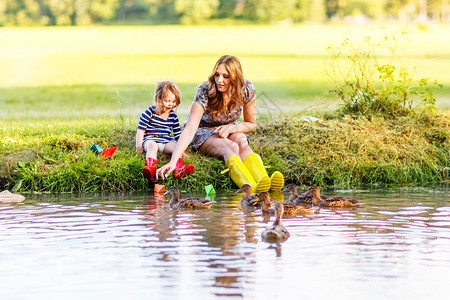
[188,79,256,150]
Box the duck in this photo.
[305,186,365,208]
[234,184,262,208]
[261,202,290,243]
[281,183,327,205]
[258,192,318,216]
[163,186,214,209]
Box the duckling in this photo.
[281,183,327,205]
[306,186,365,208]
[259,192,318,216]
[234,184,262,208]
[163,186,214,209]
[261,202,290,243]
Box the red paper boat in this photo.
[100,146,117,158]
[154,184,165,194]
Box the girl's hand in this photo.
[156,161,177,179]
[136,145,143,154]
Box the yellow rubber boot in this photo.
[269,171,284,192]
[225,156,257,192]
[243,153,271,193]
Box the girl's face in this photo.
[161,91,177,112]
[214,63,231,94]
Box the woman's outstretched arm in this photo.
[155,102,204,179]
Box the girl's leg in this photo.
[164,142,194,179]
[163,141,177,154]
[144,141,158,160]
[142,141,159,182]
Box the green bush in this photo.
[326,31,442,119]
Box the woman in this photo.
[156,55,283,192]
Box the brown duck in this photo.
[258,192,318,216]
[163,186,214,209]
[261,202,290,243]
[234,184,262,208]
[305,186,365,208]
[281,183,312,205]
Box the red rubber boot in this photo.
[173,158,195,180]
[142,158,158,182]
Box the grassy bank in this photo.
[1,112,448,193]
[1,25,449,192]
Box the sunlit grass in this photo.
[1,24,449,121]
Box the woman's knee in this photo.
[200,136,239,157]
[231,133,251,152]
[226,140,240,154]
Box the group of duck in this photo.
[162,183,365,244]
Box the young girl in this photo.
[136,81,194,182]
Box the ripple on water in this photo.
[0,188,449,299]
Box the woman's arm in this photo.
[155,102,204,179]
[136,129,145,154]
[213,95,257,138]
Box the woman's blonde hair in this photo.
[154,81,181,114]
[206,55,245,114]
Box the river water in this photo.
[1,185,449,299]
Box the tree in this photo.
[44,0,74,25]
[243,0,295,22]
[292,0,326,22]
[89,0,119,22]
[215,0,239,18]
[174,0,219,23]
[0,0,49,26]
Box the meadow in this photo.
[1,24,450,121]
[0,24,448,192]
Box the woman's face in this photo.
[161,91,177,112]
[214,63,231,93]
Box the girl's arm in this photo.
[156,102,204,179]
[172,114,182,141]
[136,129,145,154]
[213,95,257,138]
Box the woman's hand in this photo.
[214,124,235,138]
[155,160,177,180]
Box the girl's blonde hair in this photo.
[154,81,181,114]
[206,55,245,114]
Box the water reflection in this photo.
[0,186,449,299]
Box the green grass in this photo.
[1,24,450,121]
[1,24,449,192]
[1,113,448,193]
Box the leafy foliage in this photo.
[326,31,442,119]
[1,0,447,26]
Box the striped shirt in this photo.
[138,105,182,143]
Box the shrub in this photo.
[325,30,442,119]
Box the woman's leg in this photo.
[229,133,272,192]
[199,134,258,190]
[228,133,253,160]
[198,134,240,161]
